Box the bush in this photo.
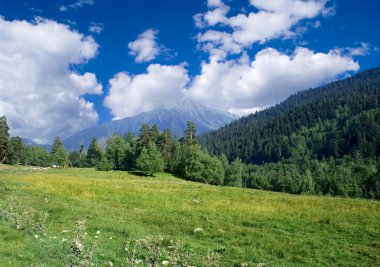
[96,158,112,171]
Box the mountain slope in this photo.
[198,67,380,163]
[63,99,237,150]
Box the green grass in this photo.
[0,164,379,266]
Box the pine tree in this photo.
[0,116,10,164]
[52,146,69,167]
[86,137,103,167]
[7,136,25,165]
[184,121,196,146]
[159,129,173,168]
[51,136,63,155]
[138,124,150,150]
[167,138,182,174]
[149,125,160,145]
[68,151,81,167]
[50,136,68,167]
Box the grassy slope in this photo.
[0,164,379,266]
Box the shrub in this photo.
[96,158,112,171]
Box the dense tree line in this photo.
[198,67,380,164]
[1,113,379,198]
[0,118,69,168]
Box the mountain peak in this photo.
[63,100,236,150]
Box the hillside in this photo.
[63,99,237,150]
[0,165,379,266]
[198,67,380,164]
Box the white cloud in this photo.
[207,0,224,8]
[330,43,376,58]
[343,43,371,57]
[189,47,359,116]
[89,22,104,34]
[193,0,229,29]
[196,0,331,59]
[0,17,102,144]
[197,30,243,60]
[104,64,189,119]
[128,29,161,63]
[203,3,230,26]
[60,0,95,12]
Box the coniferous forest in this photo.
[1,68,380,199]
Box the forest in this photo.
[1,68,379,199]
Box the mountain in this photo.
[198,67,380,164]
[21,137,51,151]
[63,99,237,150]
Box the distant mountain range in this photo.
[62,99,237,150]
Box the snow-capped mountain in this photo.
[63,99,237,150]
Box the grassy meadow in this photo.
[0,164,379,266]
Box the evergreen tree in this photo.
[184,121,196,146]
[138,124,150,150]
[159,129,173,168]
[87,137,103,167]
[50,136,68,167]
[7,136,25,165]
[51,146,68,167]
[136,142,164,176]
[0,116,9,164]
[51,136,63,155]
[167,138,182,174]
[78,144,87,167]
[224,158,244,187]
[149,125,160,145]
[68,151,82,167]
[124,133,138,170]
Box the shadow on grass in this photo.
[128,170,151,177]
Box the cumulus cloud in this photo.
[196,0,331,59]
[0,17,102,144]
[185,0,363,116]
[189,47,359,116]
[89,22,104,34]
[60,0,95,12]
[128,29,161,63]
[103,0,364,119]
[104,64,189,119]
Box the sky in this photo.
[0,0,379,144]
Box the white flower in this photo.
[34,235,39,239]
[96,230,100,235]
[162,260,169,265]
[108,262,113,266]
[194,227,204,233]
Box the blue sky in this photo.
[0,0,379,143]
